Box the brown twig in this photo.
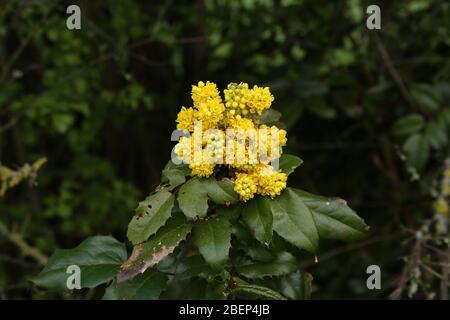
[373,33,416,110]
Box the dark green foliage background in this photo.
[0,0,449,299]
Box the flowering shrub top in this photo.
[34,81,369,300]
[174,81,288,201]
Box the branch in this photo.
[373,33,416,110]
[7,229,48,266]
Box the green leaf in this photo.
[294,189,369,241]
[178,178,209,219]
[161,277,228,299]
[119,215,192,282]
[271,188,319,253]
[410,84,442,111]
[391,114,425,137]
[264,270,307,300]
[103,269,168,300]
[175,255,218,280]
[127,190,175,245]
[231,222,257,244]
[52,113,74,134]
[424,122,448,149]
[214,42,232,59]
[403,133,430,172]
[236,252,297,279]
[216,203,242,222]
[205,178,239,204]
[260,109,282,125]
[193,217,231,269]
[279,154,303,176]
[178,178,239,219]
[141,216,192,262]
[437,108,450,127]
[242,196,273,244]
[161,160,190,189]
[236,243,275,262]
[234,279,286,300]
[33,236,126,291]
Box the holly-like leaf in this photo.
[161,160,190,189]
[271,188,319,253]
[242,196,273,245]
[206,178,239,204]
[233,278,286,300]
[262,270,307,300]
[127,190,175,245]
[279,154,303,176]
[32,236,126,291]
[193,217,231,269]
[236,252,298,279]
[119,215,192,283]
[216,203,242,222]
[175,255,219,280]
[103,269,168,300]
[294,189,369,241]
[179,178,239,219]
[237,243,275,263]
[178,178,209,219]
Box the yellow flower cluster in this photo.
[174,81,288,201]
[176,81,225,131]
[224,82,273,116]
[234,164,288,201]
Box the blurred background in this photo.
[0,0,449,299]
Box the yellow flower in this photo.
[224,82,252,116]
[174,136,194,163]
[196,98,225,130]
[191,81,221,107]
[257,125,286,162]
[204,130,225,164]
[227,115,255,130]
[234,172,258,201]
[244,85,274,115]
[278,129,287,146]
[190,162,215,178]
[225,136,258,172]
[176,107,197,131]
[434,198,449,216]
[255,164,287,198]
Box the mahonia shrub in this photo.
[33,82,369,299]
